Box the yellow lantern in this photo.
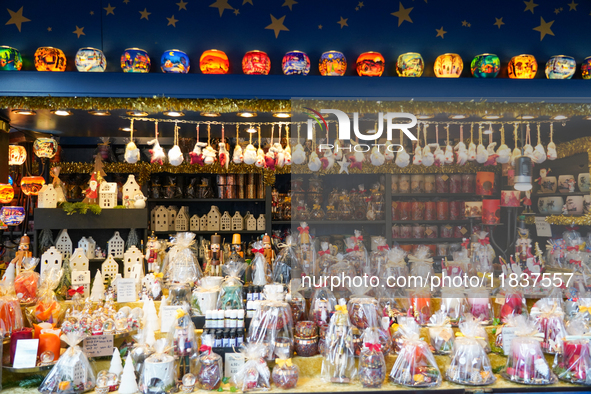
[433,53,463,78]
[508,54,537,79]
[200,49,230,74]
[34,47,67,72]
[9,145,27,165]
[20,176,45,196]
[0,184,14,204]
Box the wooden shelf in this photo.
[391,193,479,198]
[295,220,385,225]
[533,192,587,197]
[148,198,265,202]
[34,208,148,230]
[391,219,476,224]
[393,238,465,243]
[154,230,262,235]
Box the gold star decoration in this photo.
[167,15,178,27]
[234,8,240,15]
[282,0,297,11]
[435,26,447,38]
[90,11,94,15]
[358,1,364,7]
[123,0,130,4]
[337,16,348,28]
[494,17,504,28]
[554,8,561,14]
[104,4,115,15]
[391,2,413,26]
[73,26,85,38]
[467,23,471,27]
[356,7,359,11]
[243,0,253,4]
[139,8,151,20]
[177,0,188,10]
[318,24,322,29]
[265,14,289,38]
[523,0,538,14]
[210,0,233,16]
[533,17,554,40]
[47,27,52,31]
[5,7,31,32]
[568,1,578,11]
[461,20,468,26]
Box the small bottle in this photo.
[214,329,223,347]
[214,310,221,328]
[247,285,254,301]
[230,328,237,347]
[222,329,231,347]
[205,310,212,328]
[246,301,253,318]
[217,310,225,328]
[225,310,232,328]
[237,328,244,346]
[237,309,245,328]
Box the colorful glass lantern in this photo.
[120,48,151,73]
[0,184,14,204]
[33,138,58,159]
[319,51,347,76]
[545,55,576,79]
[242,50,271,75]
[581,57,591,80]
[0,206,25,226]
[355,52,385,77]
[470,53,500,78]
[20,176,45,196]
[482,199,501,225]
[282,51,310,75]
[0,46,22,71]
[508,54,537,79]
[200,49,229,74]
[433,53,463,78]
[161,49,190,74]
[9,145,27,165]
[396,52,424,77]
[75,47,106,72]
[34,47,66,72]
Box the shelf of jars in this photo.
[148,198,265,203]
[393,237,466,243]
[272,220,385,225]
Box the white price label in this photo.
[534,216,552,237]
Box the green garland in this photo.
[60,202,102,215]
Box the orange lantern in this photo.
[200,49,229,74]
[476,172,495,196]
[34,47,67,72]
[0,184,14,204]
[20,176,45,196]
[9,145,27,165]
[434,53,463,78]
[508,54,537,79]
[355,52,385,77]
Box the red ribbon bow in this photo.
[567,246,580,252]
[68,286,85,297]
[478,237,490,246]
[365,343,381,352]
[199,345,212,354]
[355,235,364,242]
[346,246,360,253]
[252,248,264,254]
[318,250,330,256]
[377,245,389,251]
[570,259,582,267]
[297,226,309,234]
[461,239,470,249]
[569,225,580,230]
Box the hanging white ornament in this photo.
[218,124,229,170]
[284,125,292,166]
[292,124,307,165]
[168,122,184,166]
[232,125,244,164]
[370,146,385,166]
[308,151,321,172]
[547,123,557,160]
[148,121,166,165]
[334,138,344,160]
[255,128,265,168]
[124,119,140,164]
[432,125,444,166]
[337,156,350,174]
[190,124,207,165]
[496,124,511,164]
[510,123,521,166]
[476,125,489,164]
[532,123,546,164]
[455,124,468,165]
[413,140,423,165]
[384,141,395,161]
[422,125,435,167]
[203,124,217,165]
[444,124,454,164]
[467,123,476,161]
[395,129,410,167]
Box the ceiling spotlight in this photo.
[272,112,291,118]
[126,110,149,117]
[449,114,467,119]
[585,116,591,120]
[552,115,568,120]
[516,115,537,120]
[482,114,502,120]
[51,109,72,116]
[200,112,221,117]
[416,114,434,119]
[120,127,133,132]
[246,127,258,133]
[163,111,184,117]
[237,112,257,118]
[88,110,111,116]
[11,109,36,115]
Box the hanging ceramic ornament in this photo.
[496,124,511,164]
[124,119,141,164]
[243,125,258,165]
[476,125,489,164]
[370,146,385,166]
[444,124,454,164]
[510,124,521,166]
[413,140,423,165]
[284,125,292,166]
[218,125,230,170]
[308,151,321,172]
[547,123,557,160]
[395,129,410,167]
[422,125,435,167]
[292,124,307,165]
[467,124,477,161]
[522,124,535,161]
[148,122,166,165]
[334,138,344,161]
[319,123,335,170]
[384,141,395,161]
[232,125,244,164]
[168,122,184,166]
[264,124,277,170]
[484,126,498,166]
[255,129,265,168]
[532,123,546,164]
[190,125,207,166]
[433,125,445,166]
[455,125,468,165]
[203,124,217,165]
[350,141,365,170]
[274,124,286,168]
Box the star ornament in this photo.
[338,157,350,174]
[210,0,233,17]
[265,14,289,38]
[139,8,151,20]
[73,26,85,38]
[167,15,178,27]
[494,17,504,28]
[177,0,188,10]
[533,17,554,41]
[104,3,115,15]
[391,2,413,26]
[568,1,578,11]
[436,26,447,38]
[337,16,348,28]
[282,0,297,11]
[523,0,538,14]
[5,7,31,32]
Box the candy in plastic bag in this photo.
[347,285,379,330]
[358,329,386,388]
[321,301,357,383]
[272,346,299,389]
[232,343,271,392]
[15,257,40,304]
[163,232,203,286]
[251,240,271,286]
[272,236,298,284]
[217,259,247,310]
[194,334,223,390]
[427,310,454,354]
[309,286,337,326]
[0,264,24,335]
[531,298,568,354]
[27,266,63,325]
[408,245,434,278]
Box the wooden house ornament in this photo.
[220,211,232,231]
[257,214,266,231]
[78,236,96,260]
[152,206,169,232]
[55,229,73,260]
[190,214,200,231]
[107,231,125,258]
[101,255,119,281]
[38,184,58,208]
[124,246,144,278]
[71,270,91,298]
[70,248,90,271]
[231,211,244,231]
[199,214,208,231]
[40,246,63,279]
[207,206,221,231]
[99,182,118,209]
[244,212,257,231]
[175,207,190,232]
[168,206,179,231]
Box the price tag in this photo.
[535,216,552,237]
[425,228,433,236]
[117,278,137,302]
[83,335,114,357]
[502,326,517,355]
[441,175,449,181]
[160,305,181,333]
[225,352,245,378]
[13,339,39,368]
[460,227,468,235]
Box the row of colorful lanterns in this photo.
[1,45,589,79]
[8,138,58,166]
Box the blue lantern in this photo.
[470,54,500,78]
[161,49,190,74]
[282,51,310,75]
[545,55,576,79]
[121,48,151,73]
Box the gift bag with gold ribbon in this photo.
[427,310,454,354]
[272,351,299,389]
[321,301,357,384]
[232,343,271,392]
[531,298,568,354]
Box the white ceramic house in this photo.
[190,215,200,231]
[70,248,90,271]
[245,212,257,231]
[107,231,125,258]
[63,357,87,388]
[175,207,189,232]
[152,206,169,232]
[168,206,179,231]
[78,236,96,260]
[99,182,118,209]
[101,255,119,281]
[55,229,73,260]
[123,174,142,199]
[207,206,221,231]
[199,214,208,231]
[232,211,244,231]
[124,246,144,278]
[38,184,58,208]
[257,214,266,231]
[220,211,231,231]
[40,246,63,279]
[71,270,91,298]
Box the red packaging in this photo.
[400,225,411,238]
[424,201,437,220]
[391,202,400,220]
[461,174,475,193]
[412,225,424,239]
[449,201,463,220]
[440,225,453,238]
[437,200,449,221]
[482,199,501,225]
[453,226,469,238]
[436,174,449,193]
[425,225,438,238]
[450,175,462,193]
[10,327,33,364]
[399,201,411,220]
[411,201,424,221]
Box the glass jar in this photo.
[338,194,353,220]
[440,225,453,238]
[450,200,463,220]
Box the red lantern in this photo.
[355,52,385,77]
[20,176,45,196]
[242,50,271,75]
[482,199,501,225]
[9,145,27,165]
[0,184,14,204]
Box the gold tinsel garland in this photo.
[290,161,501,175]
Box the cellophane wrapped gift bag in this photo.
[39,324,96,394]
[286,281,306,322]
[361,326,393,357]
[317,241,337,277]
[389,318,441,387]
[379,247,408,286]
[439,288,468,326]
[271,236,298,285]
[446,315,496,385]
[358,329,386,388]
[347,285,379,331]
[343,231,369,275]
[251,240,272,287]
[194,334,223,390]
[163,232,203,286]
[139,339,177,394]
[232,343,271,392]
[408,245,434,278]
[553,316,591,384]
[407,286,432,325]
[14,257,40,304]
[165,309,198,380]
[502,315,557,385]
[321,301,357,383]
[427,310,454,355]
[531,297,568,354]
[0,267,24,335]
[271,346,299,389]
[27,266,63,326]
[217,259,247,310]
[367,237,389,277]
[327,254,357,299]
[309,286,337,327]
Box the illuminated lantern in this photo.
[0,46,22,71]
[282,51,310,75]
[508,54,537,79]
[161,49,190,74]
[9,145,27,165]
[545,55,576,79]
[319,51,347,76]
[0,184,14,204]
[355,51,385,77]
[34,47,67,72]
[433,53,463,78]
[120,48,151,73]
[476,172,495,196]
[470,53,500,78]
[396,52,424,77]
[242,50,271,75]
[33,138,58,159]
[0,206,25,226]
[581,57,591,80]
[482,199,501,225]
[200,49,229,74]
[20,176,45,196]
[75,47,106,72]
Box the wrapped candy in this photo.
[553,317,591,384]
[360,326,393,357]
[327,254,357,298]
[232,343,271,392]
[502,315,557,385]
[467,288,493,325]
[408,245,434,278]
[194,334,222,390]
[140,339,177,394]
[407,286,432,325]
[317,242,337,276]
[367,237,389,277]
[379,247,408,286]
[439,288,468,325]
[389,318,441,387]
[309,287,337,326]
[447,315,496,385]
[321,302,357,383]
[347,285,379,330]
[496,289,528,322]
[531,298,568,354]
[39,324,96,394]
[472,231,495,273]
[343,231,369,275]
[27,267,63,325]
[0,269,25,335]
[272,346,299,389]
[286,282,306,322]
[14,257,40,304]
[251,240,271,286]
[217,259,247,310]
[271,236,298,285]
[165,309,198,379]
[163,233,203,286]
[427,310,454,354]
[461,314,491,353]
[358,330,386,388]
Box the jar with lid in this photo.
[308,177,324,193]
[338,193,354,220]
